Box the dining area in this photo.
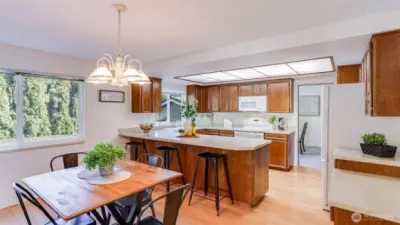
[12,143,190,225]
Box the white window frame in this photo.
[157,93,185,125]
[0,74,86,152]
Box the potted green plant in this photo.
[269,116,277,130]
[83,142,126,176]
[361,133,397,158]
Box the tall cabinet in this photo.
[131,78,162,113]
[360,30,400,116]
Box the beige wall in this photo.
[0,44,184,208]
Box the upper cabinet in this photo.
[361,30,400,116]
[337,64,361,84]
[267,79,293,113]
[131,78,162,113]
[220,84,238,112]
[186,79,292,113]
[238,82,267,96]
[187,85,204,112]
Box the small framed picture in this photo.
[99,90,125,103]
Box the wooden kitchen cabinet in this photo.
[264,133,293,171]
[206,86,220,112]
[131,77,162,113]
[151,78,162,112]
[220,84,238,112]
[238,82,267,96]
[337,64,360,84]
[187,85,204,112]
[205,129,220,135]
[238,84,253,96]
[267,79,293,113]
[253,82,268,95]
[219,130,235,137]
[360,30,400,116]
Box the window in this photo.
[157,93,185,123]
[0,72,85,151]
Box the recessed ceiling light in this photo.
[288,58,333,74]
[253,64,297,76]
[225,69,267,79]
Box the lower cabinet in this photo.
[197,129,234,137]
[264,133,293,171]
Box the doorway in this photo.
[297,84,324,169]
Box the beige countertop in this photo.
[333,147,400,167]
[119,128,271,151]
[197,124,296,135]
[328,168,400,223]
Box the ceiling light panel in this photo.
[288,58,333,74]
[182,75,217,83]
[203,72,240,81]
[254,64,297,76]
[225,69,267,79]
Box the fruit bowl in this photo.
[139,123,153,133]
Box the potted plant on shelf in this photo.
[361,133,397,158]
[269,116,277,130]
[83,142,126,176]
[182,98,198,136]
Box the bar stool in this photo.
[155,146,186,192]
[126,141,148,161]
[188,152,234,216]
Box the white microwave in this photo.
[238,96,267,112]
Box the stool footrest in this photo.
[191,187,229,202]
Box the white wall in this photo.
[0,44,185,209]
[298,85,323,147]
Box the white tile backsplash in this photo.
[196,112,295,126]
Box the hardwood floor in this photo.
[0,167,332,225]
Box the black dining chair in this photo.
[49,152,87,171]
[299,122,308,154]
[114,154,164,223]
[13,182,96,225]
[136,184,191,225]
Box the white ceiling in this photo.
[1,0,400,65]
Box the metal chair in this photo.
[13,182,96,225]
[136,184,191,225]
[155,146,186,192]
[49,152,87,171]
[114,154,164,224]
[299,122,308,154]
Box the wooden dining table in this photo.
[22,160,182,225]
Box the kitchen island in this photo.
[119,127,271,207]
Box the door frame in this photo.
[296,83,333,210]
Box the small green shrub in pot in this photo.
[360,133,396,158]
[83,142,126,176]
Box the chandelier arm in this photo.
[102,54,115,68]
[96,56,112,68]
[123,55,132,66]
[127,59,142,70]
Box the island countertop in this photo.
[119,128,271,151]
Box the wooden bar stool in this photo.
[155,146,186,192]
[188,152,234,216]
[126,141,148,161]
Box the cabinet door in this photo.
[209,86,220,112]
[267,80,293,113]
[220,86,230,112]
[337,65,361,84]
[141,83,152,113]
[228,85,238,112]
[202,87,210,113]
[253,82,267,95]
[151,78,162,113]
[238,84,253,96]
[268,140,287,168]
[187,85,203,112]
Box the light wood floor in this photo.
[0,167,332,225]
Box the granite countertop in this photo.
[333,147,400,167]
[119,128,271,151]
[197,124,296,135]
[328,169,400,223]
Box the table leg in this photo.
[91,206,110,225]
